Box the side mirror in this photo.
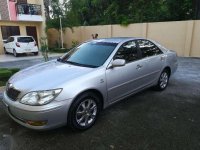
[111,59,126,68]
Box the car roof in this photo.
[92,37,145,44]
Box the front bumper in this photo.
[2,92,73,130]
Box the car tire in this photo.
[13,49,19,57]
[4,47,8,54]
[156,69,169,91]
[68,92,102,130]
[33,52,38,56]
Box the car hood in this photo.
[9,60,95,91]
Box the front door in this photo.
[26,26,38,45]
[106,40,147,103]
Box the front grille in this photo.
[6,84,21,101]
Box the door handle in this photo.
[136,64,143,70]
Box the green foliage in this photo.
[0,68,20,84]
[0,69,12,80]
[47,0,195,27]
[9,68,20,74]
[71,40,79,48]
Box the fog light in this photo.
[26,120,47,126]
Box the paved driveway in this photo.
[0,57,200,150]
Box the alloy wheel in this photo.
[75,99,97,127]
[159,72,168,89]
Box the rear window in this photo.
[17,37,34,43]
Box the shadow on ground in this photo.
[0,57,200,150]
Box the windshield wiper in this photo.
[57,57,65,63]
[65,61,97,68]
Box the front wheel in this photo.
[156,70,169,91]
[68,92,101,130]
[4,47,8,54]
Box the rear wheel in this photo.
[68,92,102,130]
[13,49,19,57]
[156,69,169,91]
[33,52,38,56]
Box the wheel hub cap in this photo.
[76,99,97,127]
[160,72,168,88]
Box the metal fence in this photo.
[17,4,42,15]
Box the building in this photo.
[0,0,46,54]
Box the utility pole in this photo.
[59,15,64,49]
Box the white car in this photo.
[4,36,39,57]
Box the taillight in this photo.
[16,42,20,47]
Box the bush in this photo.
[0,69,12,80]
[9,68,20,74]
[0,81,5,87]
[0,68,20,85]
[49,48,70,53]
[72,40,79,48]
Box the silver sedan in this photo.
[2,37,178,130]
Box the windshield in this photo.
[59,41,117,68]
[18,37,34,43]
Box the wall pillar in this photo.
[108,25,112,37]
[142,23,148,38]
[184,21,194,57]
[19,25,26,36]
[0,28,3,54]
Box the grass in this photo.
[0,68,20,86]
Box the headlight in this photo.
[20,89,62,106]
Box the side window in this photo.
[10,37,14,42]
[7,37,12,43]
[137,40,163,58]
[114,41,139,63]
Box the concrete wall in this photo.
[47,20,200,57]
[0,0,10,20]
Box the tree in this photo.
[46,0,195,27]
[44,0,51,21]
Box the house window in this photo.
[1,26,20,40]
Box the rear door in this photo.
[106,40,148,103]
[136,39,165,84]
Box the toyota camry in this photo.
[2,37,178,130]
